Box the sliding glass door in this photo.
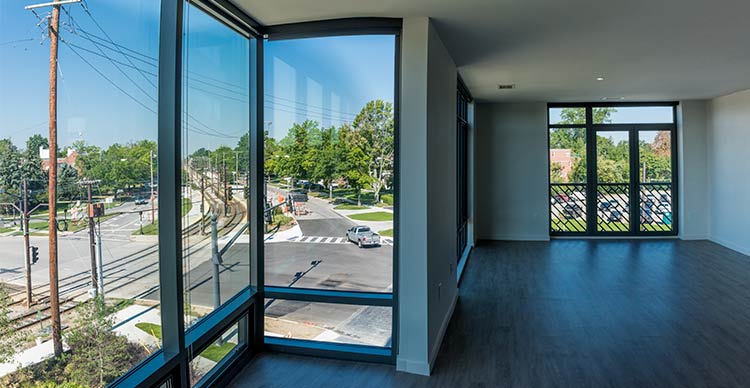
[549,104,677,236]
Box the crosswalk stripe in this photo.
[283,236,393,246]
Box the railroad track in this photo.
[6,176,247,331]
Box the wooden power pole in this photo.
[25,0,81,359]
[46,0,63,358]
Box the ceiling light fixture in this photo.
[601,97,625,101]
[596,77,605,81]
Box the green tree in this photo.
[550,162,565,183]
[353,100,394,203]
[279,120,316,186]
[311,126,339,198]
[63,297,145,388]
[22,135,49,204]
[0,284,23,363]
[337,124,371,205]
[0,138,22,204]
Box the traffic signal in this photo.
[31,246,39,265]
[227,189,233,201]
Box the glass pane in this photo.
[549,128,586,183]
[189,321,240,386]
[549,128,587,233]
[593,106,673,124]
[639,131,673,232]
[182,3,251,330]
[0,0,161,385]
[549,107,585,125]
[265,299,391,347]
[263,35,395,293]
[596,131,630,232]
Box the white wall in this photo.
[398,16,430,376]
[425,20,458,369]
[707,90,750,255]
[677,100,709,239]
[474,102,550,240]
[397,17,459,376]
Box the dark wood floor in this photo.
[229,240,750,388]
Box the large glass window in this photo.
[0,1,162,386]
[548,104,677,236]
[263,34,396,348]
[181,1,251,329]
[549,127,587,233]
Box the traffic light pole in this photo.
[22,179,32,307]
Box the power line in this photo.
[61,38,157,114]
[78,1,156,89]
[264,94,358,118]
[64,6,157,104]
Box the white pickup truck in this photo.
[346,225,381,248]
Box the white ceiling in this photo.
[236,0,750,102]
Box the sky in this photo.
[0,0,395,154]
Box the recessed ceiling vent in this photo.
[497,83,516,90]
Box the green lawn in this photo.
[135,322,162,339]
[377,228,393,237]
[552,218,672,233]
[136,322,235,362]
[134,198,193,235]
[0,226,15,233]
[199,341,237,362]
[334,204,369,210]
[349,211,393,222]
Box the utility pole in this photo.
[24,0,68,358]
[150,149,155,224]
[200,175,206,234]
[210,213,221,311]
[223,158,228,216]
[96,216,104,298]
[22,179,32,307]
[84,180,98,295]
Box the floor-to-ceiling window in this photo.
[456,80,470,262]
[262,25,399,360]
[548,103,677,236]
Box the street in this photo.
[0,188,394,347]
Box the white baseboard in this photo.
[396,357,431,376]
[427,291,458,374]
[709,236,750,256]
[478,234,550,241]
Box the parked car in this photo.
[288,189,308,202]
[346,225,381,248]
[608,210,622,222]
[599,200,619,211]
[563,204,583,219]
[135,195,148,205]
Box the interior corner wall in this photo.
[677,100,709,239]
[425,20,458,370]
[707,89,750,255]
[397,16,430,376]
[397,16,458,376]
[474,102,550,241]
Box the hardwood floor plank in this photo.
[229,240,750,388]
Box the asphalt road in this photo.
[0,191,394,346]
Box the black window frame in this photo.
[456,77,471,263]
[109,1,262,387]
[100,7,402,388]
[260,18,402,365]
[547,102,679,237]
